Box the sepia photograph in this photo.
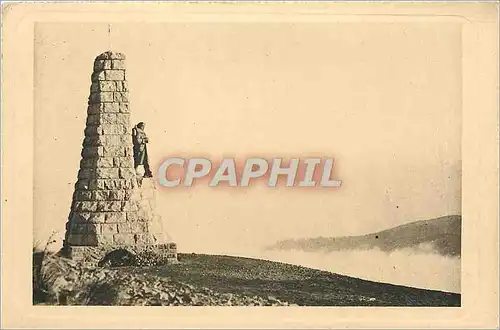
[2,2,498,329]
[32,19,462,307]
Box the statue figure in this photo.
[132,122,153,178]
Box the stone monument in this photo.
[62,51,177,266]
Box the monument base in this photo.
[63,175,178,267]
[61,242,178,268]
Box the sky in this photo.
[33,22,462,254]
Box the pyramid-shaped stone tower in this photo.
[62,51,177,266]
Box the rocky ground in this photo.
[33,252,460,306]
[33,252,292,306]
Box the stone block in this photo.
[87,113,116,125]
[143,234,156,244]
[88,179,99,190]
[67,247,85,259]
[95,234,114,245]
[81,146,103,158]
[102,145,125,157]
[102,103,120,113]
[114,92,128,103]
[100,81,116,91]
[78,169,95,179]
[96,51,126,60]
[113,157,134,167]
[115,114,130,126]
[97,201,122,212]
[82,234,99,246]
[90,82,116,94]
[96,168,119,179]
[91,71,106,82]
[90,92,114,103]
[74,191,92,201]
[82,136,99,147]
[84,125,101,136]
[90,80,116,93]
[102,223,118,235]
[72,212,106,223]
[67,234,84,245]
[124,146,134,157]
[94,60,105,72]
[89,213,106,223]
[115,81,129,92]
[95,157,115,167]
[105,212,127,223]
[101,92,115,103]
[134,234,153,245]
[82,136,96,147]
[96,178,134,190]
[117,222,131,233]
[74,201,98,212]
[100,146,119,157]
[70,223,87,234]
[87,103,101,114]
[92,190,110,200]
[119,168,136,179]
[126,212,139,222]
[95,53,110,60]
[86,223,101,234]
[111,60,126,69]
[90,82,99,93]
[105,70,125,81]
[100,124,126,135]
[109,190,125,200]
[121,201,138,212]
[69,213,86,224]
[75,179,90,190]
[113,233,135,245]
[102,113,119,125]
[94,59,112,71]
[119,103,130,113]
[80,158,96,168]
[91,103,119,115]
[103,60,112,70]
[119,133,131,144]
[131,222,148,233]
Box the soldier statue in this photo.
[132,122,153,178]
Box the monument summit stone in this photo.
[62,51,177,266]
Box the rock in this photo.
[37,255,293,306]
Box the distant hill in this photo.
[268,215,461,257]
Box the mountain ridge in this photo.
[267,215,461,257]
